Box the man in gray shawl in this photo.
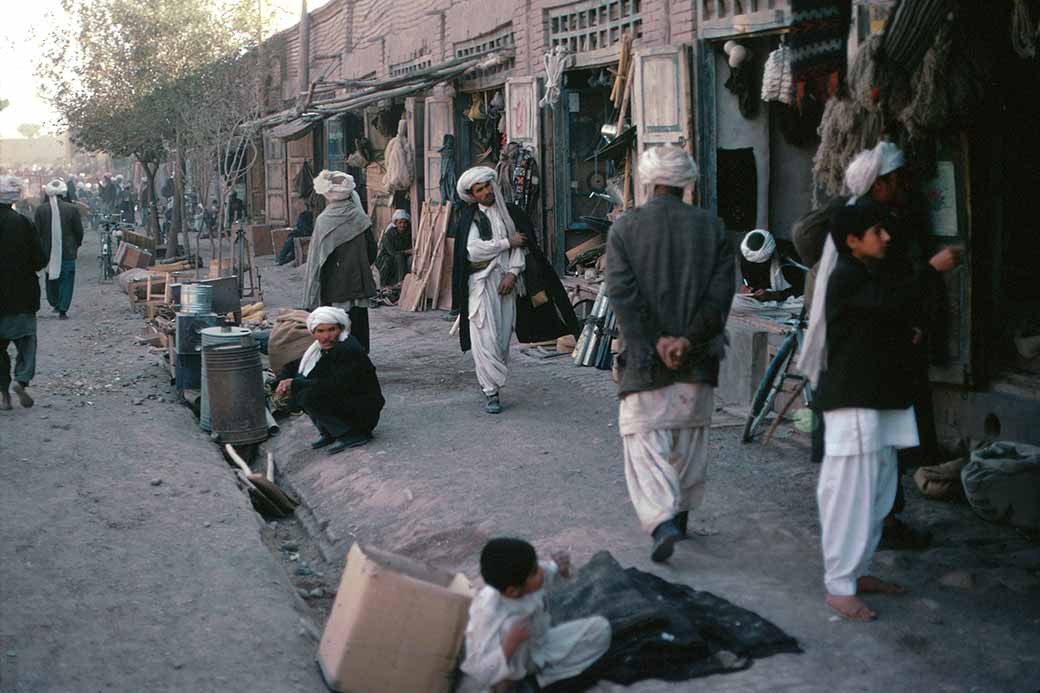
[303,170,377,353]
[606,145,735,563]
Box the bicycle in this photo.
[96,215,133,283]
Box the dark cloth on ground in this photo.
[278,336,384,435]
[33,197,84,262]
[45,260,77,314]
[813,253,917,412]
[606,195,735,397]
[375,223,412,287]
[0,334,37,388]
[319,230,378,304]
[545,552,800,690]
[450,202,578,353]
[0,205,47,316]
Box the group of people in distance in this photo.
[250,140,962,690]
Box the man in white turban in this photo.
[304,170,378,352]
[450,167,578,413]
[0,175,47,410]
[606,145,735,563]
[274,306,385,454]
[33,178,84,320]
[731,228,804,314]
[793,139,961,549]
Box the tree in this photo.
[17,124,42,139]
[0,99,9,112]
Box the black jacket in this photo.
[33,198,84,262]
[277,336,385,432]
[450,202,578,353]
[813,254,917,412]
[0,205,47,316]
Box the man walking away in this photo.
[303,170,377,353]
[0,176,47,410]
[34,179,84,320]
[606,146,735,563]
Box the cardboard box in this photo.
[117,242,154,269]
[317,544,472,693]
[270,227,293,256]
[247,224,276,256]
[293,237,311,267]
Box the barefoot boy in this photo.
[459,538,611,692]
[799,202,920,621]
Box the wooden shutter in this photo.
[248,137,266,220]
[424,95,454,203]
[505,76,540,152]
[263,134,287,225]
[406,96,425,222]
[631,45,692,204]
[286,129,315,205]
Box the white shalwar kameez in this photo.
[620,382,715,533]
[459,561,611,692]
[817,406,918,596]
[467,203,526,396]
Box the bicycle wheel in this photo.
[742,333,797,443]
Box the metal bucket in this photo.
[180,284,213,315]
[199,326,252,431]
[204,341,267,445]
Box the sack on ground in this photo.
[961,442,1040,530]
[914,457,967,500]
[268,309,314,373]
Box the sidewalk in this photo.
[259,252,1040,692]
[0,234,324,692]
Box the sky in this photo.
[0,0,331,139]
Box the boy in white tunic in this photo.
[460,538,611,692]
[799,202,920,621]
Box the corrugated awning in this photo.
[268,117,320,141]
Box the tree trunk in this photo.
[170,130,186,257]
[138,158,162,241]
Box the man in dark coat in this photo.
[276,197,316,266]
[0,176,47,410]
[34,179,84,320]
[606,146,735,563]
[275,307,385,454]
[451,167,578,414]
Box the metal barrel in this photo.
[180,284,213,315]
[204,342,267,445]
[199,326,252,431]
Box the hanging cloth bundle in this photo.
[761,44,794,105]
[383,119,414,193]
[1012,0,1040,58]
[539,47,573,109]
[788,0,853,109]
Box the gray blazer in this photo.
[606,195,735,397]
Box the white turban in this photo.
[44,179,66,198]
[638,145,699,189]
[0,175,23,204]
[313,170,356,201]
[456,166,497,204]
[299,307,352,376]
[844,141,905,200]
[740,229,776,264]
[391,209,410,222]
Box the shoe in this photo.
[58,312,68,320]
[310,436,335,450]
[485,394,502,414]
[327,433,371,454]
[880,518,932,550]
[675,510,689,537]
[11,382,33,408]
[0,391,11,410]
[651,519,682,563]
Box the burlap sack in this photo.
[268,309,313,374]
[913,457,967,500]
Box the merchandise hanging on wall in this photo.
[789,0,853,109]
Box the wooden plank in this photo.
[565,234,606,264]
[425,204,452,307]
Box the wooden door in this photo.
[631,45,693,204]
[263,134,287,225]
[248,137,266,220]
[286,129,315,211]
[424,95,454,203]
[406,96,425,223]
[504,76,540,153]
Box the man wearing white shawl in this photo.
[304,170,377,352]
[33,179,84,320]
[0,176,47,410]
[275,306,385,454]
[732,229,803,313]
[606,146,735,563]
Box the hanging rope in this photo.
[539,47,573,109]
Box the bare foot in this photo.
[11,382,33,408]
[826,594,877,621]
[857,575,908,594]
[0,391,11,411]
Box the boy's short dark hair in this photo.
[480,538,537,592]
[829,201,891,252]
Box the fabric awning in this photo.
[269,117,320,141]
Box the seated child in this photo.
[459,538,611,692]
